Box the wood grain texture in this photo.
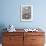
[24,32,45,46]
[2,30,45,46]
[2,32,23,46]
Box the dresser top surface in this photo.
[5,29,44,32]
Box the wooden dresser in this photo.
[2,29,45,46]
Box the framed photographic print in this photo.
[21,5,33,21]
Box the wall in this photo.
[0,0,46,43]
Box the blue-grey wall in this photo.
[0,0,46,32]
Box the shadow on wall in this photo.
[0,24,6,43]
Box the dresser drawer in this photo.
[3,44,15,46]
[3,32,23,36]
[3,36,23,46]
[32,36,45,44]
[24,32,44,36]
[3,43,23,46]
[32,44,44,46]
[3,35,23,44]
